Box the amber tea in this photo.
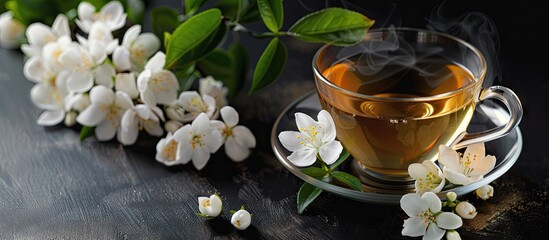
[318,56,476,177]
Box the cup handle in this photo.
[452,86,523,150]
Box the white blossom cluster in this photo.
[13,1,255,169]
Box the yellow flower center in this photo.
[417,210,436,224]
[417,172,442,191]
[162,140,178,161]
[189,133,206,149]
[201,199,211,208]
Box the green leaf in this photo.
[172,63,196,92]
[164,32,172,50]
[239,0,260,23]
[216,0,258,23]
[250,38,286,94]
[185,0,206,16]
[215,0,240,20]
[257,0,283,33]
[79,126,95,141]
[297,182,323,214]
[288,8,375,46]
[151,7,180,49]
[228,43,248,96]
[301,167,328,179]
[329,148,350,170]
[165,9,223,69]
[331,171,363,191]
[197,49,235,87]
[0,0,7,12]
[125,0,145,24]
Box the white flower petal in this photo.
[36,110,64,126]
[191,113,211,133]
[113,47,131,72]
[165,120,183,133]
[148,70,179,105]
[90,85,115,105]
[122,25,141,48]
[137,69,151,92]
[173,124,191,143]
[424,223,445,240]
[177,136,192,164]
[94,64,115,88]
[279,131,307,152]
[52,14,70,37]
[100,1,125,31]
[204,129,223,153]
[25,23,55,46]
[67,71,94,93]
[432,178,445,193]
[24,57,47,83]
[436,212,462,230]
[231,209,251,230]
[77,2,95,22]
[472,155,496,176]
[145,122,164,137]
[232,126,256,148]
[203,94,217,118]
[443,167,470,185]
[115,72,139,99]
[89,41,107,63]
[133,33,160,58]
[317,110,336,142]
[145,52,166,73]
[464,143,485,164]
[421,192,441,213]
[318,140,343,165]
[30,83,60,110]
[225,138,250,162]
[287,148,317,167]
[408,163,429,180]
[198,197,209,215]
[401,217,427,237]
[192,148,210,170]
[295,112,320,135]
[455,202,477,219]
[220,106,239,128]
[95,119,117,141]
[438,145,461,171]
[77,104,107,126]
[119,109,139,146]
[400,193,426,217]
[208,195,223,217]
[115,91,133,110]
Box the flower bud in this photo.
[446,192,457,202]
[446,230,461,240]
[455,201,477,219]
[198,194,222,218]
[199,76,228,107]
[64,112,77,127]
[165,120,183,133]
[165,103,185,122]
[475,185,494,200]
[231,209,251,230]
[0,12,25,49]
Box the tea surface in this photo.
[320,57,476,176]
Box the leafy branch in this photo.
[296,149,362,214]
[157,0,374,96]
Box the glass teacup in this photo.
[313,28,522,184]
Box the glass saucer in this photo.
[271,91,523,204]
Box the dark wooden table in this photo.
[1,0,547,239]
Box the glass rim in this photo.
[312,27,488,102]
